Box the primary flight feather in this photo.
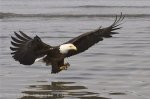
[10,13,124,73]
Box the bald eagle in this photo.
[10,14,124,73]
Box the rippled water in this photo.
[0,0,150,99]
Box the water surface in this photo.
[0,0,150,99]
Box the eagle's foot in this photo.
[60,63,70,70]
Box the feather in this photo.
[10,31,52,65]
[65,13,124,57]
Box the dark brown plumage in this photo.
[65,14,124,57]
[10,13,124,73]
[10,32,51,65]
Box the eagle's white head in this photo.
[59,43,77,54]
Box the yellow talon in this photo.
[60,66,67,70]
[60,63,70,70]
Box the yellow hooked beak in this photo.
[72,45,77,51]
[69,44,77,51]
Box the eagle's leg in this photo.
[60,59,70,70]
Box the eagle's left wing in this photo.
[10,31,51,65]
[65,13,124,57]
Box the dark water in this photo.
[0,0,150,99]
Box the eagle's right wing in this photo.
[10,31,51,65]
[65,13,124,57]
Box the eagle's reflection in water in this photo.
[20,82,109,99]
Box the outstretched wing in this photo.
[65,13,124,57]
[10,31,51,65]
